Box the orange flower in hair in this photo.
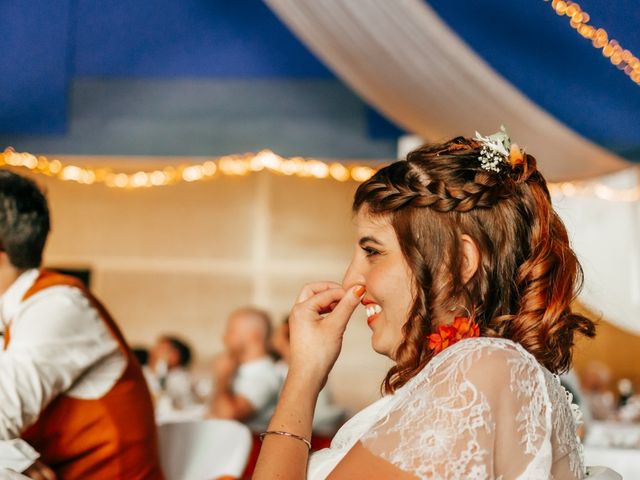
[428,317,480,354]
[509,143,524,167]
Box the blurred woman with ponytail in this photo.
[254,128,595,480]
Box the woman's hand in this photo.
[253,281,365,480]
[212,351,238,384]
[287,281,365,394]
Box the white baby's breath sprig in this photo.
[474,125,513,173]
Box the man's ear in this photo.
[460,234,480,284]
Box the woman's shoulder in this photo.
[433,336,540,370]
[407,337,547,396]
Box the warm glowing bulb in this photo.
[219,158,236,175]
[82,171,96,184]
[351,166,375,182]
[113,173,129,188]
[250,156,265,172]
[20,154,38,169]
[203,161,217,176]
[150,171,167,186]
[280,160,298,175]
[329,163,350,182]
[566,4,579,17]
[308,160,329,179]
[61,165,84,182]
[132,171,149,187]
[182,165,204,182]
[555,1,568,15]
[254,150,282,171]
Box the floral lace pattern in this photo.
[507,354,547,455]
[548,372,585,476]
[356,338,584,480]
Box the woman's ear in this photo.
[460,234,480,284]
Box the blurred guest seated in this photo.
[616,378,640,422]
[581,361,617,421]
[132,346,150,366]
[272,319,346,438]
[210,307,282,433]
[144,334,196,410]
[0,170,162,479]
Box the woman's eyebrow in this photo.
[358,236,384,247]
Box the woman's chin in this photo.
[370,333,391,357]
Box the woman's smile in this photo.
[362,299,383,326]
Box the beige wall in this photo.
[34,158,391,412]
[573,308,640,389]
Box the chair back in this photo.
[585,466,623,479]
[158,419,252,480]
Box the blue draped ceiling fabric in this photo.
[264,0,629,182]
[265,0,640,334]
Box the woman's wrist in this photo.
[285,367,326,398]
[265,373,318,441]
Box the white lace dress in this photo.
[308,337,584,479]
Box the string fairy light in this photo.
[0,147,377,188]
[2,147,639,202]
[545,0,640,85]
[548,180,640,203]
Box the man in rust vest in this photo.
[0,170,163,479]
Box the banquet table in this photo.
[584,421,640,479]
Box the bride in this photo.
[253,129,595,479]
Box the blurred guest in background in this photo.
[210,307,282,432]
[581,360,617,420]
[616,378,640,422]
[132,346,150,366]
[272,318,345,438]
[0,170,163,479]
[144,335,196,410]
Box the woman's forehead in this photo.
[353,208,396,241]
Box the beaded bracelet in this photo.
[259,430,312,451]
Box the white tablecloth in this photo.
[584,446,640,479]
[584,421,640,478]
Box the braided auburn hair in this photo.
[353,136,595,394]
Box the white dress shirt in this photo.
[0,269,126,475]
[143,365,196,409]
[231,356,282,432]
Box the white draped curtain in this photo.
[266,0,640,334]
[555,169,640,335]
[264,0,629,181]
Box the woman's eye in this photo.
[362,246,380,257]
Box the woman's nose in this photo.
[342,259,365,290]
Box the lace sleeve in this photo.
[360,338,560,480]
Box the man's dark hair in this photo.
[0,170,50,269]
[165,336,193,368]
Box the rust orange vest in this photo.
[8,271,164,479]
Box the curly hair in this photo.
[353,137,596,394]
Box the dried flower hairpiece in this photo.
[474,126,524,172]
